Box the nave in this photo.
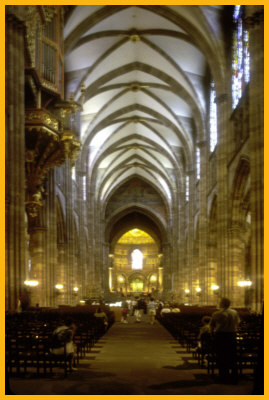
[9,316,254,396]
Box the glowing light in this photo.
[71,167,76,180]
[185,289,190,294]
[55,284,63,290]
[196,288,201,293]
[211,285,219,290]
[79,300,86,304]
[132,249,143,270]
[73,287,79,292]
[150,275,157,282]
[118,276,124,282]
[238,280,252,287]
[118,229,154,244]
[24,280,39,287]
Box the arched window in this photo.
[196,147,200,180]
[131,249,143,270]
[210,82,217,152]
[82,175,86,200]
[185,176,189,202]
[71,166,76,181]
[232,5,250,109]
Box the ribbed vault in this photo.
[64,5,225,272]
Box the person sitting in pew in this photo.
[50,318,77,371]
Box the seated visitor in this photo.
[160,303,171,316]
[94,307,108,327]
[198,315,212,340]
[50,318,77,371]
[171,303,181,313]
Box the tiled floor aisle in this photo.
[9,317,254,395]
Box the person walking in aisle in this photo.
[147,297,157,324]
[135,296,146,322]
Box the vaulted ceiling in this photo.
[64,5,225,239]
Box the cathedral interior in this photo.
[6,4,263,312]
[5,5,264,396]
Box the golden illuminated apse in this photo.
[110,229,162,294]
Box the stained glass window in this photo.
[132,249,143,270]
[186,176,189,202]
[196,148,200,180]
[82,176,86,200]
[71,167,76,180]
[232,5,250,109]
[210,82,217,152]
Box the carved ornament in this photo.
[25,110,81,219]
[25,6,40,68]
[26,109,59,132]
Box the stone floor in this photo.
[9,315,255,395]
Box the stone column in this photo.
[55,243,67,305]
[5,10,27,311]
[228,225,246,306]
[177,188,186,302]
[245,6,264,312]
[215,93,230,298]
[65,160,76,304]
[198,141,208,304]
[77,170,87,299]
[158,266,163,293]
[28,227,47,306]
[108,253,114,292]
[45,169,58,307]
[162,243,171,293]
[187,169,195,303]
[87,185,96,297]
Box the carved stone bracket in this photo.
[244,10,264,28]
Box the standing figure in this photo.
[147,297,157,325]
[135,296,146,322]
[121,298,129,323]
[210,297,240,383]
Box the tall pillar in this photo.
[187,169,195,303]
[228,225,245,306]
[245,6,264,312]
[108,253,114,292]
[158,266,163,293]
[5,10,27,311]
[216,93,230,298]
[198,140,208,304]
[28,227,47,306]
[177,188,186,301]
[55,243,67,305]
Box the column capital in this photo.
[196,140,207,149]
[77,170,87,177]
[228,222,244,234]
[215,93,228,105]
[28,226,47,234]
[186,169,195,176]
[244,9,264,28]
